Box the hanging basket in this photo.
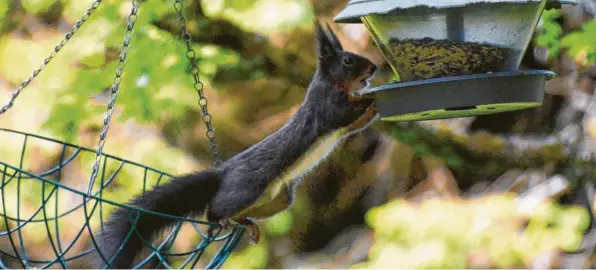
[0,128,244,269]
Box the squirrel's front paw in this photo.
[335,81,362,102]
[347,104,378,131]
[347,94,362,103]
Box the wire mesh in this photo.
[0,128,244,269]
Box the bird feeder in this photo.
[334,0,577,121]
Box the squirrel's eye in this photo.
[343,56,354,66]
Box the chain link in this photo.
[0,0,103,115]
[173,0,222,166]
[87,0,141,194]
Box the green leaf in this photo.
[223,0,256,11]
[79,48,106,68]
[265,210,293,236]
[561,19,596,65]
[534,9,563,59]
[0,0,11,19]
[20,0,59,14]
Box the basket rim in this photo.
[0,128,242,228]
[0,128,174,177]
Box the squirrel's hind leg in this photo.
[205,214,260,245]
[235,181,300,245]
[226,182,298,245]
[234,217,260,245]
[205,212,231,239]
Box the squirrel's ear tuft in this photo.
[315,21,337,60]
[325,22,343,51]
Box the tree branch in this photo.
[151,5,316,86]
[374,121,596,189]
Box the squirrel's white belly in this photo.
[236,127,354,219]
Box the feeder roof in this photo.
[334,0,578,23]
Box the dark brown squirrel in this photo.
[94,21,379,269]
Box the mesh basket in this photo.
[0,128,244,269]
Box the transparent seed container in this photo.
[362,2,546,81]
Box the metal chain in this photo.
[173,0,222,166]
[87,0,141,193]
[0,0,103,115]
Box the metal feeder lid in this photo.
[334,0,578,23]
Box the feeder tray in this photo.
[334,0,577,121]
[359,70,554,121]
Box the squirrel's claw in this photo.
[207,218,231,239]
[219,219,231,230]
[206,217,260,245]
[247,223,261,245]
[235,217,260,245]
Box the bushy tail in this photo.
[94,169,221,269]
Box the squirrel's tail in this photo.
[94,169,221,269]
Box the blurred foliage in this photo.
[0,0,594,268]
[535,9,564,58]
[536,9,596,65]
[0,0,315,267]
[561,19,596,65]
[0,0,314,143]
[359,195,591,269]
[205,0,315,34]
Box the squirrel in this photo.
[94,21,379,269]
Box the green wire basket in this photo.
[0,128,244,269]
